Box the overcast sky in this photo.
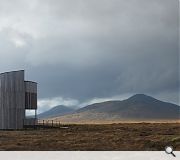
[0,0,179,113]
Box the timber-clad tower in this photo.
[0,70,37,129]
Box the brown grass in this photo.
[0,123,179,151]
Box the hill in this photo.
[38,105,75,119]
[52,94,180,123]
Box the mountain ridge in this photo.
[38,105,75,119]
[52,94,179,123]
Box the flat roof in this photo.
[0,70,24,75]
[24,81,37,84]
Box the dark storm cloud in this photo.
[0,0,179,110]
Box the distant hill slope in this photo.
[38,105,75,119]
[53,94,180,123]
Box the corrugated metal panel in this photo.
[0,70,25,129]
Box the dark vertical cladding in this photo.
[0,70,37,130]
[25,81,37,109]
[0,70,25,129]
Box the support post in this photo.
[34,109,37,129]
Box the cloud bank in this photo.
[0,0,179,111]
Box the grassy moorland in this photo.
[0,123,179,151]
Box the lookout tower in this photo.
[0,70,37,129]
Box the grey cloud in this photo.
[0,0,179,109]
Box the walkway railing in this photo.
[38,119,61,128]
[23,119,67,129]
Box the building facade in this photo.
[0,70,37,129]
